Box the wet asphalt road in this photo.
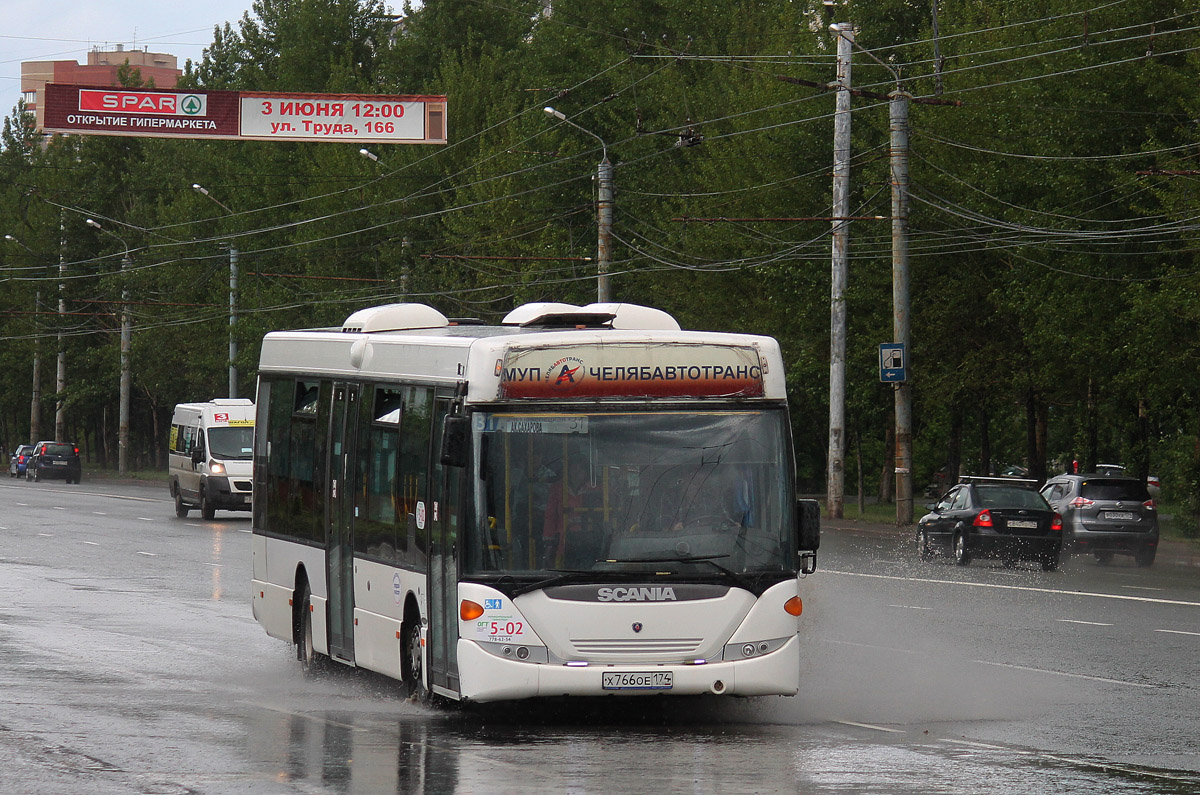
[1,478,1199,794]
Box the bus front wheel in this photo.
[403,619,426,700]
[298,584,326,674]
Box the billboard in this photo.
[42,84,447,145]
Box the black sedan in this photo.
[918,478,1063,570]
[25,440,82,484]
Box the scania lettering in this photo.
[251,301,819,703]
[597,587,678,602]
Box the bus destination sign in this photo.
[497,343,766,400]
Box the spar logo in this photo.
[79,89,208,116]
[545,356,585,389]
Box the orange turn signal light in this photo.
[460,600,485,621]
[784,596,803,616]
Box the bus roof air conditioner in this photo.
[342,303,450,333]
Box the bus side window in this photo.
[399,386,432,563]
[355,386,405,563]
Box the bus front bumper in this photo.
[457,634,800,703]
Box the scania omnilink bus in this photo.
[251,301,819,702]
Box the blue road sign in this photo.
[879,342,906,382]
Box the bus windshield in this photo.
[467,409,795,583]
[207,426,254,460]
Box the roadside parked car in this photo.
[918,477,1063,570]
[8,444,34,478]
[1146,473,1161,497]
[25,441,82,484]
[1040,474,1157,566]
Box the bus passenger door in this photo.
[325,382,360,664]
[427,394,462,695]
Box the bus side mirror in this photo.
[797,498,820,574]
[440,414,469,467]
[191,448,204,465]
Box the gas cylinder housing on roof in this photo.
[501,302,680,331]
[342,303,450,333]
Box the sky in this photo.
[0,0,259,119]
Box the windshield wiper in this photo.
[600,555,753,591]
[508,568,596,598]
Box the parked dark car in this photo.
[8,444,35,478]
[1040,474,1158,566]
[25,441,82,484]
[918,477,1063,570]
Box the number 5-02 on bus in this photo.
[251,301,819,703]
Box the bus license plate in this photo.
[602,671,673,691]
[1104,511,1135,521]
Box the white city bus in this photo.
[251,301,819,703]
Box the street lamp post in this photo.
[86,219,132,474]
[543,107,613,303]
[5,234,42,444]
[192,184,239,399]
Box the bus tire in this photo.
[403,618,426,701]
[200,486,216,520]
[298,584,326,674]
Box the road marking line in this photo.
[1155,629,1200,637]
[82,541,99,546]
[93,512,107,516]
[972,660,1156,688]
[824,639,925,655]
[1056,619,1113,626]
[823,569,1200,607]
[834,720,906,734]
[138,517,155,522]
[52,506,65,510]
[1121,585,1163,591]
[37,533,52,537]
[136,551,157,557]
[942,739,1011,751]
[888,604,933,610]
[186,523,203,528]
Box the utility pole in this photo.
[597,157,613,303]
[827,21,854,520]
[31,290,41,444]
[228,245,238,399]
[119,250,131,473]
[87,218,132,474]
[193,184,239,399]
[890,89,914,525]
[5,234,43,443]
[55,211,66,442]
[543,107,613,303]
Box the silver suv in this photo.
[1040,474,1157,566]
